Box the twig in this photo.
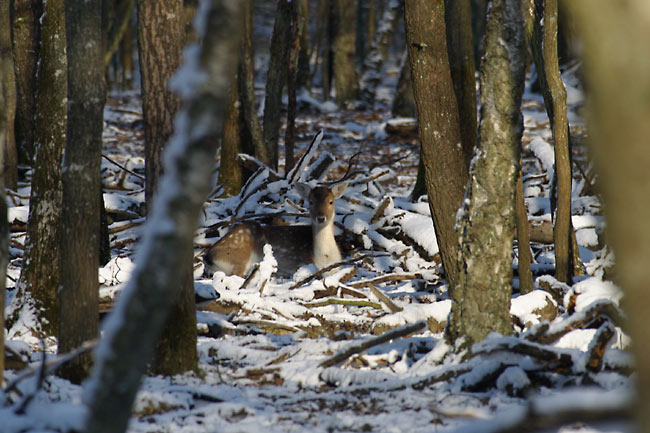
[347,273,420,289]
[288,253,382,290]
[368,284,403,313]
[302,298,382,309]
[230,318,300,333]
[319,321,426,368]
[102,154,145,181]
[108,218,145,234]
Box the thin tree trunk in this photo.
[516,169,533,294]
[543,0,572,285]
[83,3,242,431]
[296,0,310,88]
[12,0,41,165]
[445,0,477,168]
[404,0,467,291]
[263,0,293,171]
[218,76,243,197]
[332,0,359,105]
[285,1,302,172]
[59,0,105,384]
[447,0,525,347]
[392,52,416,118]
[563,1,650,430]
[239,0,268,166]
[0,0,12,384]
[0,0,17,191]
[13,0,67,338]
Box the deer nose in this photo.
[316,216,326,224]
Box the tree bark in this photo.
[83,2,242,431]
[515,169,533,294]
[563,2,650,430]
[404,0,467,291]
[0,0,17,191]
[332,0,359,106]
[137,0,184,210]
[218,76,244,197]
[0,0,12,384]
[445,0,477,168]
[58,0,105,384]
[263,0,293,171]
[392,52,416,118]
[447,0,526,347]
[11,0,41,166]
[285,0,302,172]
[137,0,198,375]
[12,0,67,338]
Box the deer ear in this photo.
[295,182,311,199]
[331,182,347,199]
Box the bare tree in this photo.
[9,0,67,339]
[332,0,359,105]
[563,1,650,430]
[1,0,17,191]
[83,2,242,431]
[404,0,467,291]
[58,0,105,384]
[447,0,526,347]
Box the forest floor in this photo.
[2,61,635,432]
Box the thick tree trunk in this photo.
[58,0,106,384]
[12,0,67,338]
[359,0,401,106]
[447,0,525,347]
[404,0,467,291]
[137,0,198,375]
[137,0,184,210]
[332,0,359,105]
[263,0,293,171]
[0,0,17,191]
[11,0,41,165]
[445,0,477,168]
[83,3,242,432]
[563,2,650,430]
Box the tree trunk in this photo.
[392,52,416,118]
[11,0,41,165]
[58,0,105,384]
[296,0,310,88]
[218,76,244,197]
[137,0,198,375]
[404,0,467,291]
[12,0,67,339]
[515,169,533,294]
[83,3,242,431]
[359,0,401,106]
[137,0,184,210]
[0,0,17,191]
[239,0,268,166]
[563,1,650,430]
[285,0,302,172]
[0,0,12,384]
[445,0,477,168]
[470,0,489,65]
[447,0,525,347]
[263,0,293,171]
[332,0,359,105]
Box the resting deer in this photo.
[203,182,347,278]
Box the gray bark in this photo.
[58,0,105,384]
[447,0,526,347]
[82,2,242,432]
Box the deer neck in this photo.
[311,221,340,269]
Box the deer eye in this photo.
[329,201,333,205]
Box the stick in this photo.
[368,284,403,313]
[302,298,382,309]
[347,273,420,288]
[319,321,426,368]
[287,253,381,290]
[102,154,145,181]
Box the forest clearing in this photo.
[0,1,648,432]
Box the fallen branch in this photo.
[347,273,420,289]
[586,321,615,372]
[108,218,145,234]
[319,321,426,368]
[302,298,382,310]
[102,154,145,181]
[368,284,402,313]
[288,253,381,290]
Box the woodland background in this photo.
[0,0,649,432]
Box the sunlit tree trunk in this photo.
[83,2,242,431]
[404,0,467,291]
[563,1,650,430]
[447,0,526,348]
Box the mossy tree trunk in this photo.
[137,0,198,375]
[447,0,526,348]
[404,0,467,291]
[83,3,242,431]
[332,0,359,106]
[58,0,105,384]
[10,0,67,339]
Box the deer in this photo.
[203,182,347,278]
